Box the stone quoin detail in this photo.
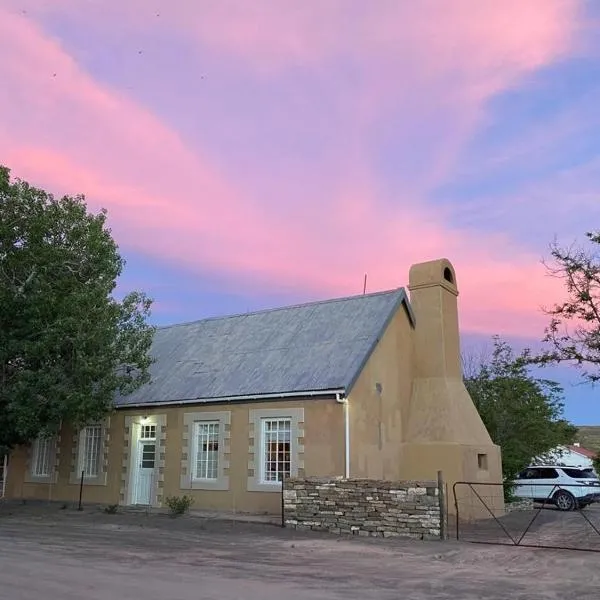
[283,478,441,540]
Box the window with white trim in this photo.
[193,421,220,480]
[140,424,157,440]
[31,437,53,477]
[182,411,230,491]
[261,418,291,483]
[80,425,102,478]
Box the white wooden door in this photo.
[131,425,157,505]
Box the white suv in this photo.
[513,466,600,511]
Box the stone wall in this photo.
[283,478,442,540]
[505,498,534,513]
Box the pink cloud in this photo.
[0,3,584,338]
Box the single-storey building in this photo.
[4,258,503,514]
[538,444,598,472]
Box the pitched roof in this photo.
[116,288,412,408]
[568,445,597,459]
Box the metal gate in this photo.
[453,481,600,552]
[0,455,7,499]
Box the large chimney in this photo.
[400,258,503,517]
[404,258,493,445]
[408,258,461,380]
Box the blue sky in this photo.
[1,0,599,423]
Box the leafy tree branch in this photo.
[464,336,577,483]
[537,231,600,383]
[0,166,155,449]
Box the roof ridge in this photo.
[155,287,405,331]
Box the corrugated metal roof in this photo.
[116,288,409,407]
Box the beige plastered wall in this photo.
[347,303,413,481]
[347,261,504,517]
[5,398,346,515]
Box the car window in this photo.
[521,468,540,479]
[536,468,559,479]
[562,468,596,479]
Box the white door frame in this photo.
[128,422,158,506]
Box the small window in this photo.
[477,453,488,471]
[193,421,220,480]
[32,437,53,477]
[443,267,454,284]
[262,418,291,483]
[537,468,559,479]
[562,468,595,479]
[80,425,102,478]
[141,443,156,469]
[140,424,157,440]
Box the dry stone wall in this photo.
[283,477,441,540]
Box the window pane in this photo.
[140,425,157,440]
[33,437,52,477]
[194,422,219,480]
[263,419,291,483]
[141,443,156,469]
[563,468,595,479]
[538,468,559,479]
[82,426,102,477]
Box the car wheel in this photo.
[554,490,576,511]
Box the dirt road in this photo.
[1,504,600,599]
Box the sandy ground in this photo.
[1,503,600,600]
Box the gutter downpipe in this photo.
[336,393,350,479]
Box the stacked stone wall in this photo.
[283,478,441,540]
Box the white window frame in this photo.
[260,418,292,484]
[78,425,103,478]
[248,408,304,493]
[32,436,53,478]
[181,411,230,491]
[70,420,109,486]
[191,421,220,482]
[25,436,57,483]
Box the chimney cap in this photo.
[408,258,458,295]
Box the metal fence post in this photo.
[437,470,446,540]
[77,470,84,511]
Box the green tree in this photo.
[538,231,600,382]
[592,454,600,476]
[464,337,577,484]
[0,166,155,449]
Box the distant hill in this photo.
[576,426,600,453]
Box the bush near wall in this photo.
[283,478,441,540]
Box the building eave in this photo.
[115,388,347,410]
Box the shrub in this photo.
[165,495,194,517]
[104,504,119,514]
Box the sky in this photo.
[1,1,599,424]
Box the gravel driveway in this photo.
[456,503,600,550]
[1,503,600,600]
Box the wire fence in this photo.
[453,482,600,552]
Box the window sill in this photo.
[179,476,229,491]
[247,479,283,493]
[68,473,108,486]
[24,473,58,484]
